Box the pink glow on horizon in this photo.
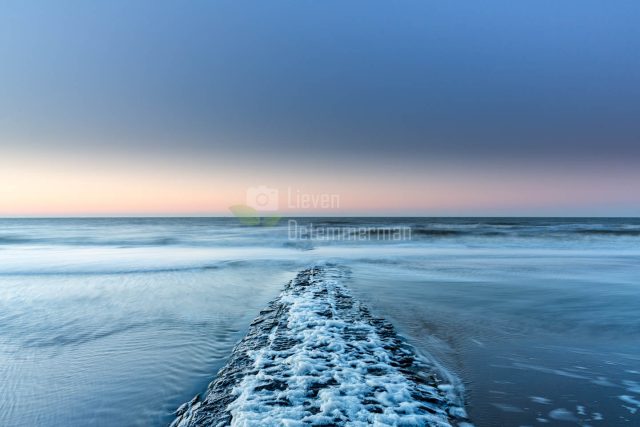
[1,150,638,216]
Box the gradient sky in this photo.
[1,1,639,216]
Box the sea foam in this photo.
[172,266,470,426]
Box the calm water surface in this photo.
[0,218,638,426]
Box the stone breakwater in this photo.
[171,266,471,427]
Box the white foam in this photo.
[548,408,578,422]
[530,396,552,405]
[619,395,640,408]
[176,266,470,426]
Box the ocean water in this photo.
[0,217,639,426]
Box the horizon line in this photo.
[1,215,638,219]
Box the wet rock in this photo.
[171,266,471,427]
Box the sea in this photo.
[0,217,639,426]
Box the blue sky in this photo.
[1,1,639,215]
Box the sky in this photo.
[1,1,639,216]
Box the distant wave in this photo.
[573,229,640,236]
[0,236,33,244]
[411,229,465,237]
[2,219,640,252]
[0,235,182,247]
[409,226,640,239]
